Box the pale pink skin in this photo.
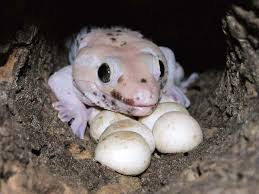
[48,28,197,138]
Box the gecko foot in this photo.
[52,101,89,139]
[180,73,199,92]
[53,101,75,122]
[166,86,190,107]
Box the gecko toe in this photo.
[71,117,86,139]
[52,101,89,139]
[52,101,64,110]
[167,86,191,107]
[58,112,72,122]
[180,73,199,91]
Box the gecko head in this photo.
[72,29,168,116]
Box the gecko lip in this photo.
[124,103,158,116]
[131,104,156,108]
[118,100,158,109]
[110,89,158,108]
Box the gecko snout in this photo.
[115,75,160,107]
[133,89,159,106]
[133,88,159,106]
[132,78,160,106]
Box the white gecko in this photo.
[48,27,198,139]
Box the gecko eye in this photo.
[98,63,111,83]
[159,60,165,78]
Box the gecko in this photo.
[48,27,198,139]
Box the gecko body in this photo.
[48,27,197,138]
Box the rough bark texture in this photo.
[0,1,259,194]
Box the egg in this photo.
[88,108,101,123]
[159,94,176,103]
[95,131,151,175]
[153,111,203,153]
[139,102,189,130]
[89,110,129,142]
[100,119,155,152]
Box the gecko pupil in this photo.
[159,60,165,78]
[98,63,111,83]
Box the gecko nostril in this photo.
[140,78,147,83]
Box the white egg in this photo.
[95,131,151,175]
[89,110,129,142]
[139,102,189,130]
[153,111,203,153]
[88,108,101,123]
[100,119,155,152]
[159,94,176,103]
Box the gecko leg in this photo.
[164,73,198,107]
[48,65,92,139]
[167,86,190,107]
[180,73,199,93]
[52,101,91,139]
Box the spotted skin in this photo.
[48,27,197,138]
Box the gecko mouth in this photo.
[133,104,157,108]
[113,101,158,116]
[110,89,158,108]
[74,80,158,116]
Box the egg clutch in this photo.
[90,102,202,175]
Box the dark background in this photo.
[0,0,235,73]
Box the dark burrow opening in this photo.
[2,1,255,194]
[1,0,232,73]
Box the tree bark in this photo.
[160,2,259,193]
